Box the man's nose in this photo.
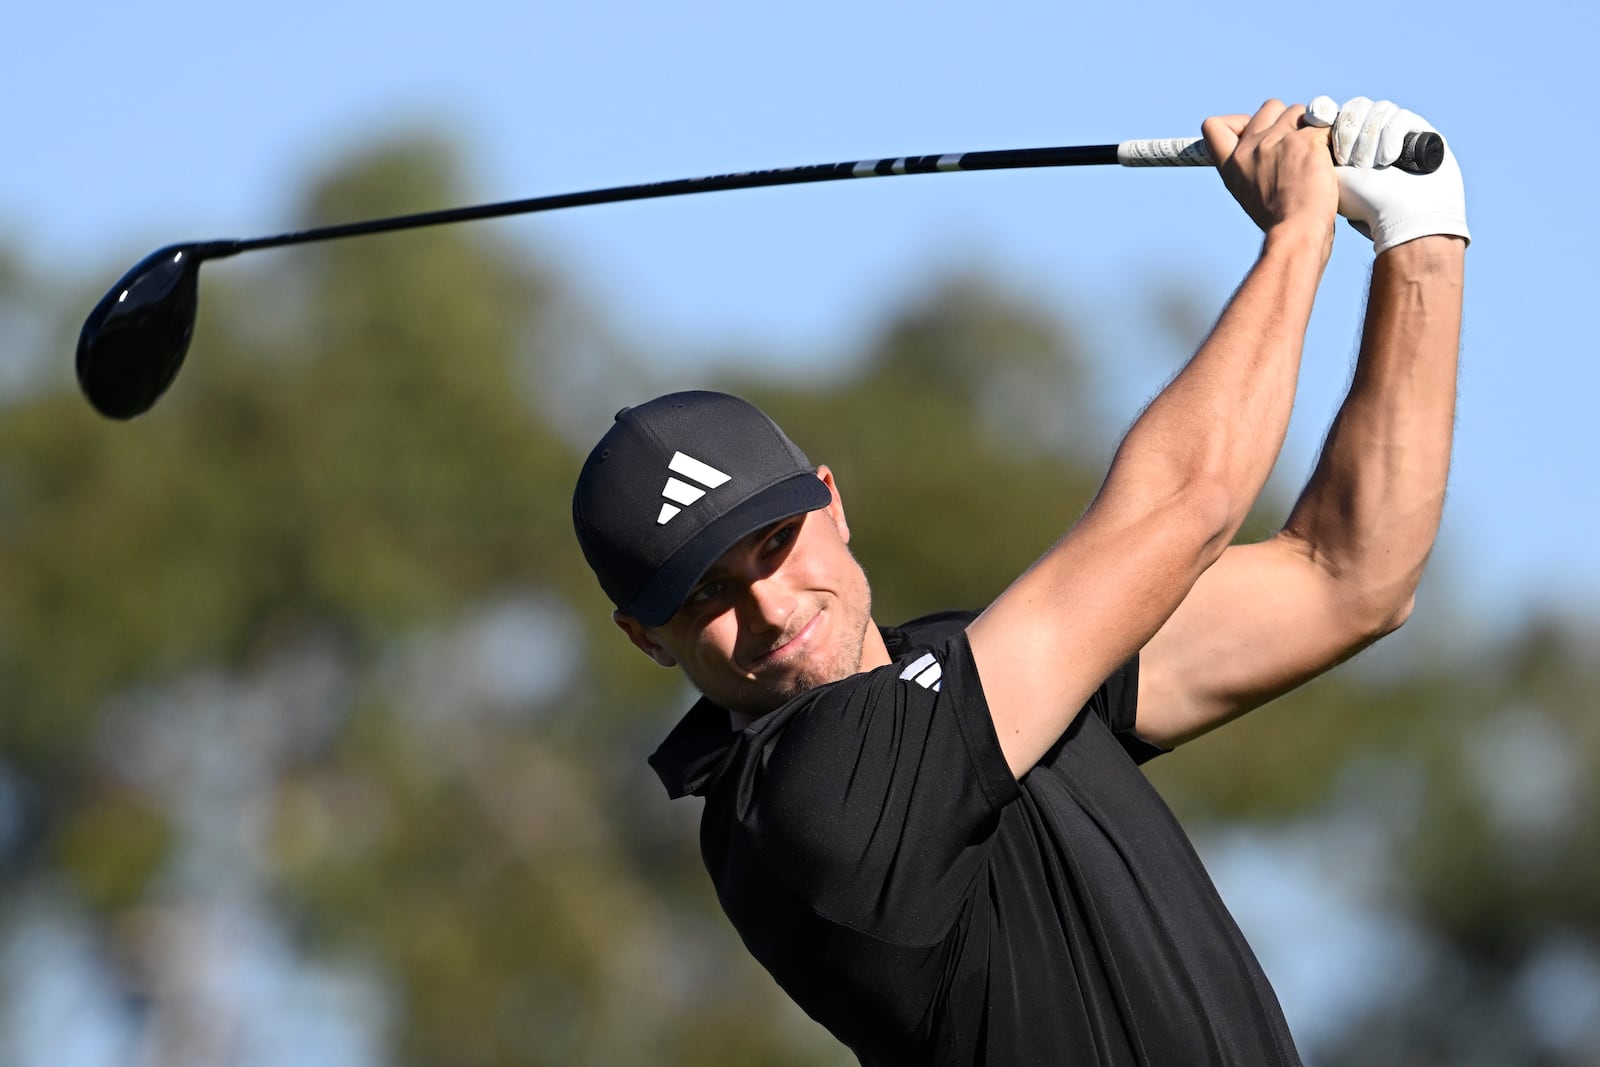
[740,575,797,632]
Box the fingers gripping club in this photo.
[1116,129,1444,174]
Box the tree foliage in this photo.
[1,134,1596,1066]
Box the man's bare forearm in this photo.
[1282,235,1466,626]
[1106,223,1329,550]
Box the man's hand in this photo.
[1203,100,1339,248]
[1313,95,1470,254]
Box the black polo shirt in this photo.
[649,611,1302,1065]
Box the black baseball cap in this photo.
[572,391,831,626]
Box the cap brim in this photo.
[623,471,832,627]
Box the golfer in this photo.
[572,96,1467,1065]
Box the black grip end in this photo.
[1396,131,1445,175]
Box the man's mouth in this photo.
[746,612,822,672]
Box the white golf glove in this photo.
[1306,95,1470,254]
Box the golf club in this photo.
[77,131,1443,420]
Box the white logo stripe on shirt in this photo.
[899,653,943,691]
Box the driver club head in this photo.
[76,244,207,420]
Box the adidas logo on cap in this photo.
[658,452,730,525]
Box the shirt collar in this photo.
[647,695,739,799]
[646,624,913,799]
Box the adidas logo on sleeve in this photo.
[900,652,943,692]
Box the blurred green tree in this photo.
[0,133,1596,1066]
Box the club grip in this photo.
[1118,130,1445,174]
[1394,131,1445,174]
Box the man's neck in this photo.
[860,619,892,672]
[728,619,891,731]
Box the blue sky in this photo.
[8,6,1598,1062]
[11,0,1599,632]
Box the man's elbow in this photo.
[1168,474,1245,573]
[1284,530,1428,647]
[1372,591,1416,639]
[1087,466,1240,583]
[1348,583,1418,648]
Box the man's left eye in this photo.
[765,523,797,553]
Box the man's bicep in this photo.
[1135,534,1389,747]
[967,496,1222,777]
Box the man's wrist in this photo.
[1376,234,1468,275]
[1260,219,1334,267]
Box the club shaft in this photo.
[168,125,1459,267]
[212,143,1136,259]
[198,130,1440,261]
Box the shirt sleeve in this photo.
[1087,656,1168,765]
[736,631,1018,945]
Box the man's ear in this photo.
[613,612,678,668]
[816,464,850,544]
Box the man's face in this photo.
[615,467,876,719]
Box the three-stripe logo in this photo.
[658,451,731,525]
[899,652,943,692]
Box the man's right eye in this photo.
[686,580,725,606]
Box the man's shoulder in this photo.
[882,609,978,655]
[652,609,982,800]
[771,609,980,709]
